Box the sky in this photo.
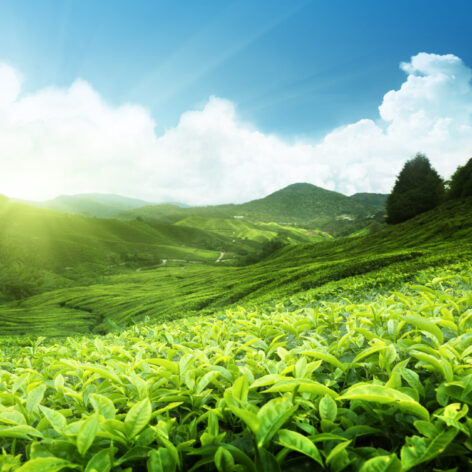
[0,0,471,204]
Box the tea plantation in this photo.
[1,259,472,470]
[1,198,472,470]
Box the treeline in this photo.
[387,154,472,224]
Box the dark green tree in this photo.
[386,153,444,224]
[448,157,472,199]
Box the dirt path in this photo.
[216,251,225,263]
[136,259,167,272]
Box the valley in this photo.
[1,184,472,471]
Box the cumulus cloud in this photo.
[0,52,471,204]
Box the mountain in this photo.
[17,193,188,218]
[236,183,379,223]
[120,183,384,229]
[349,192,388,212]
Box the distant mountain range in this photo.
[120,183,387,229]
[16,193,188,218]
[11,184,387,230]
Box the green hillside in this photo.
[2,197,470,335]
[0,199,241,302]
[0,194,333,303]
[119,203,232,224]
[1,233,472,470]
[236,183,379,223]
[120,183,385,236]
[1,196,472,470]
[349,192,387,211]
[175,216,331,244]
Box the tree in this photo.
[448,157,472,199]
[386,153,444,224]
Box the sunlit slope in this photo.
[3,198,471,335]
[0,199,230,268]
[0,199,244,301]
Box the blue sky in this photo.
[2,0,470,137]
[0,1,471,203]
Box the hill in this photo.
[0,198,240,302]
[19,193,158,217]
[349,192,387,211]
[2,197,470,335]
[236,183,379,223]
[121,183,385,235]
[0,196,329,303]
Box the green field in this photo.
[1,255,472,470]
[1,198,470,336]
[1,194,472,470]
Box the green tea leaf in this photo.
[0,425,43,439]
[410,351,453,382]
[340,384,429,420]
[214,446,235,472]
[85,449,112,472]
[125,398,152,439]
[325,440,351,469]
[233,376,249,402]
[256,398,298,448]
[276,429,323,466]
[147,448,176,472]
[262,379,338,398]
[90,394,116,420]
[359,454,401,472]
[40,406,66,434]
[319,395,337,422]
[17,457,79,472]
[300,350,345,370]
[26,385,46,416]
[77,413,99,456]
[404,315,444,345]
[401,429,458,470]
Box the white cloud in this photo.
[0,52,472,204]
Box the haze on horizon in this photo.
[0,0,471,205]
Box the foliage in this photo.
[386,154,445,224]
[448,157,472,199]
[1,265,472,470]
